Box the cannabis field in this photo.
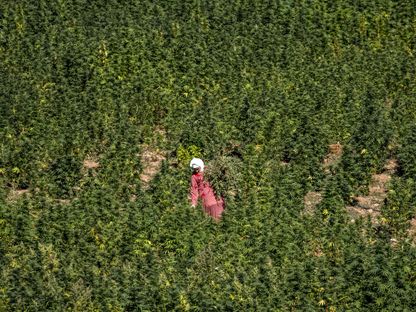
[1,0,416,311]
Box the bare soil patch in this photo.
[56,199,71,205]
[408,218,416,244]
[329,143,343,156]
[383,159,398,173]
[303,143,342,215]
[372,173,391,185]
[347,159,397,223]
[303,191,323,215]
[140,145,166,189]
[306,153,398,226]
[83,159,100,169]
[352,195,384,211]
[323,142,343,172]
[7,189,30,202]
[346,205,381,223]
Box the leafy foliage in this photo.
[382,178,416,236]
[204,155,243,199]
[1,0,416,310]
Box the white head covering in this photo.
[190,158,204,172]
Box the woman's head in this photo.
[190,158,204,173]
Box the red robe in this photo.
[190,172,224,220]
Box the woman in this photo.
[189,158,224,221]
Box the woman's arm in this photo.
[189,174,199,207]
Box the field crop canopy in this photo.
[1,0,416,310]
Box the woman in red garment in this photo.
[189,158,224,221]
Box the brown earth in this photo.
[56,199,71,205]
[303,168,403,246]
[139,145,166,189]
[323,142,343,173]
[345,205,381,222]
[7,189,30,202]
[83,159,100,169]
[408,218,416,244]
[348,159,397,224]
[303,143,342,213]
[329,142,343,156]
[304,143,402,227]
[303,191,323,216]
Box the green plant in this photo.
[204,155,243,199]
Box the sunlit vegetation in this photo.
[1,1,416,310]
